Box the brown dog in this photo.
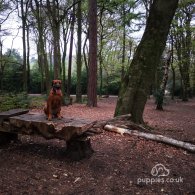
[44,79,63,120]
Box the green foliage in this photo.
[69,68,88,94]
[167,75,183,97]
[30,62,42,93]
[1,49,23,92]
[0,92,29,112]
[28,95,46,109]
[107,80,120,95]
[0,93,47,112]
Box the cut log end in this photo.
[0,132,18,146]
[65,136,94,161]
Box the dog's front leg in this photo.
[48,102,52,121]
[56,107,62,119]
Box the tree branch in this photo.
[104,124,195,153]
[0,8,17,25]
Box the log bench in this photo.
[0,109,95,160]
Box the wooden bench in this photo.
[0,109,95,160]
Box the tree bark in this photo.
[32,0,50,94]
[104,124,195,153]
[171,64,175,100]
[173,3,193,101]
[156,51,172,110]
[67,1,75,97]
[76,0,82,103]
[87,0,97,107]
[0,28,5,90]
[62,24,68,94]
[83,32,89,77]
[114,0,178,123]
[46,0,61,79]
[21,0,28,92]
[170,33,175,100]
[52,23,61,79]
[26,23,30,92]
[37,44,44,93]
[99,5,104,97]
[121,2,126,79]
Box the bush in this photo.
[0,93,48,112]
[28,95,46,109]
[0,92,29,112]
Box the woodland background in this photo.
[0,1,195,194]
[0,0,194,114]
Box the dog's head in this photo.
[52,80,62,90]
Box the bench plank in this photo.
[8,113,94,141]
[0,109,29,124]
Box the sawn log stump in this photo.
[0,109,95,160]
[66,136,94,161]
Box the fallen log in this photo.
[104,124,195,153]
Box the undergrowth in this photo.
[0,93,46,112]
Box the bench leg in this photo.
[66,136,94,161]
[0,132,18,146]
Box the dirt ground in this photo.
[0,97,195,195]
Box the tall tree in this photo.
[26,23,30,92]
[46,0,61,79]
[156,51,172,110]
[114,0,179,123]
[30,0,50,93]
[121,2,126,79]
[87,0,97,107]
[98,3,105,97]
[67,0,75,97]
[172,1,194,101]
[76,0,82,102]
[0,25,7,90]
[18,0,30,92]
[61,16,70,94]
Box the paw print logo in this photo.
[151,163,170,177]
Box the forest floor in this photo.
[0,96,195,195]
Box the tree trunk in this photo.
[115,0,179,123]
[83,33,89,77]
[37,45,44,93]
[192,63,195,96]
[173,4,193,101]
[49,43,53,80]
[121,2,126,79]
[21,0,28,92]
[26,24,30,93]
[170,33,175,100]
[32,0,50,94]
[67,1,75,97]
[53,25,61,79]
[171,64,175,100]
[43,42,50,94]
[0,31,5,91]
[62,25,68,94]
[87,0,97,107]
[156,51,172,110]
[99,6,104,97]
[46,0,61,80]
[76,0,82,103]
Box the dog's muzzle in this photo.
[53,84,61,89]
